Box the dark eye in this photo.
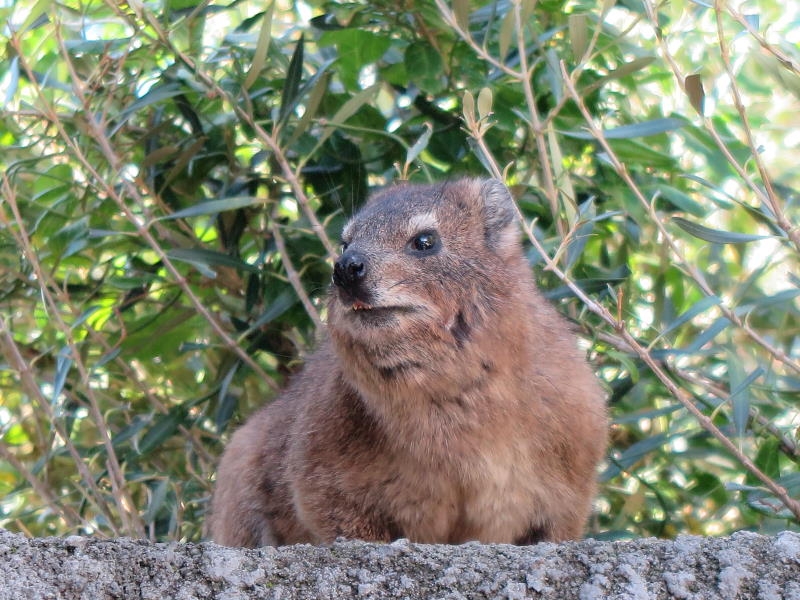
[411,231,439,252]
[340,241,349,253]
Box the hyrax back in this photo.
[209,179,607,546]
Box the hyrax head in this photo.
[329,178,522,332]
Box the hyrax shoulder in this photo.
[209,178,607,546]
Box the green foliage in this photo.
[1,0,799,542]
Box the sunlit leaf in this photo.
[158,196,265,221]
[569,13,588,59]
[405,122,433,167]
[653,295,721,344]
[282,59,334,145]
[167,248,261,273]
[652,185,706,217]
[562,117,686,140]
[313,82,380,150]
[672,217,773,243]
[499,8,515,59]
[477,87,493,121]
[243,4,274,91]
[685,74,705,115]
[603,433,675,480]
[453,0,470,30]
[728,360,763,438]
[3,57,19,108]
[20,0,49,32]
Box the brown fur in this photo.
[208,179,607,546]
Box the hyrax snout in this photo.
[332,249,370,307]
[208,178,607,547]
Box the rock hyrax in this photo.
[208,178,607,546]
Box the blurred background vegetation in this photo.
[1,0,799,543]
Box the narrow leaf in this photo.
[142,479,170,524]
[111,415,150,450]
[282,59,334,145]
[606,57,656,80]
[728,356,762,438]
[246,289,299,334]
[216,362,241,432]
[158,196,264,221]
[747,288,800,308]
[167,248,261,273]
[405,122,433,167]
[453,0,470,30]
[244,4,275,90]
[653,185,707,217]
[112,83,186,136]
[161,137,207,189]
[579,57,656,96]
[673,217,772,244]
[245,272,261,314]
[683,317,731,353]
[569,13,588,59]
[499,8,515,59]
[52,347,73,408]
[562,117,686,140]
[3,57,19,108]
[548,126,577,223]
[477,87,493,121]
[279,34,304,122]
[743,13,759,31]
[614,404,683,425]
[20,0,49,32]
[313,83,381,152]
[685,74,705,115]
[654,295,722,343]
[94,347,121,370]
[142,144,180,168]
[138,410,184,456]
[602,433,673,480]
[462,90,475,125]
[336,84,381,125]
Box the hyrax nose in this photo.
[332,250,367,291]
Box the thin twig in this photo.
[512,1,565,238]
[8,31,274,388]
[712,2,800,255]
[269,219,323,329]
[558,60,800,376]
[673,367,799,461]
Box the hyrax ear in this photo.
[479,179,520,254]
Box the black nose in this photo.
[333,250,367,290]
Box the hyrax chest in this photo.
[376,431,542,544]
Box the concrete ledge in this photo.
[1,529,798,599]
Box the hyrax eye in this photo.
[340,241,349,253]
[410,231,439,252]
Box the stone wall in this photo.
[1,529,798,599]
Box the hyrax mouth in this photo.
[339,296,415,321]
[347,301,412,315]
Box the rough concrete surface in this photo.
[1,529,799,599]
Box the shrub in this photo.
[1,0,798,541]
